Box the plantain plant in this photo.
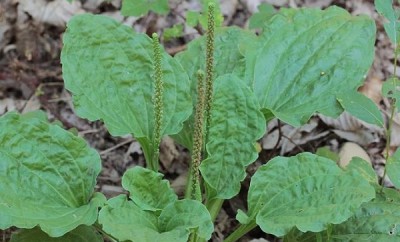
[1,1,399,241]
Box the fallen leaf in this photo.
[18,0,85,27]
[338,142,371,167]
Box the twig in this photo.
[100,138,134,156]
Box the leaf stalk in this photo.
[223,220,257,242]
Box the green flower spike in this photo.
[204,2,215,143]
[191,70,206,201]
[151,33,164,171]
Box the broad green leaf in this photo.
[382,77,400,109]
[10,226,102,242]
[375,0,397,21]
[99,195,213,242]
[250,7,375,126]
[121,0,169,16]
[173,27,257,149]
[163,24,184,41]
[0,112,105,237]
[98,195,178,241]
[186,11,200,27]
[345,157,378,186]
[176,27,256,89]
[158,200,214,240]
[289,188,400,241]
[315,146,339,162]
[337,91,384,127]
[387,148,400,189]
[61,14,192,163]
[121,166,177,211]
[245,153,375,237]
[375,0,400,44]
[199,74,266,199]
[249,3,276,29]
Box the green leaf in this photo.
[289,188,400,241]
[10,226,103,242]
[61,14,192,163]
[375,0,397,21]
[173,27,257,149]
[99,195,213,242]
[0,111,105,236]
[245,153,375,237]
[315,146,339,162]
[121,0,169,16]
[236,209,251,225]
[382,77,400,109]
[387,148,400,189]
[99,195,176,241]
[163,24,184,41]
[250,7,375,126]
[375,0,400,44]
[176,27,255,88]
[345,157,378,186]
[121,166,177,211]
[158,200,214,240]
[337,91,384,127]
[199,74,266,199]
[186,11,200,27]
[249,3,276,29]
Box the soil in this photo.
[0,0,397,241]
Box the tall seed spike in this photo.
[191,70,206,201]
[151,32,163,171]
[204,2,215,144]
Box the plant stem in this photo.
[204,2,215,144]
[190,71,206,201]
[223,221,258,242]
[381,44,399,187]
[93,223,119,242]
[206,198,224,222]
[150,33,164,172]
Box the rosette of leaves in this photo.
[98,166,213,241]
[0,111,105,237]
[61,14,192,166]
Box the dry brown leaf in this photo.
[389,113,400,147]
[303,0,332,8]
[18,0,85,27]
[159,136,179,170]
[319,112,363,131]
[21,95,41,113]
[249,239,270,242]
[221,0,238,20]
[0,1,13,52]
[338,142,371,167]
[333,129,379,146]
[0,98,26,115]
[101,185,124,198]
[170,172,187,197]
[359,76,383,104]
[123,140,142,165]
